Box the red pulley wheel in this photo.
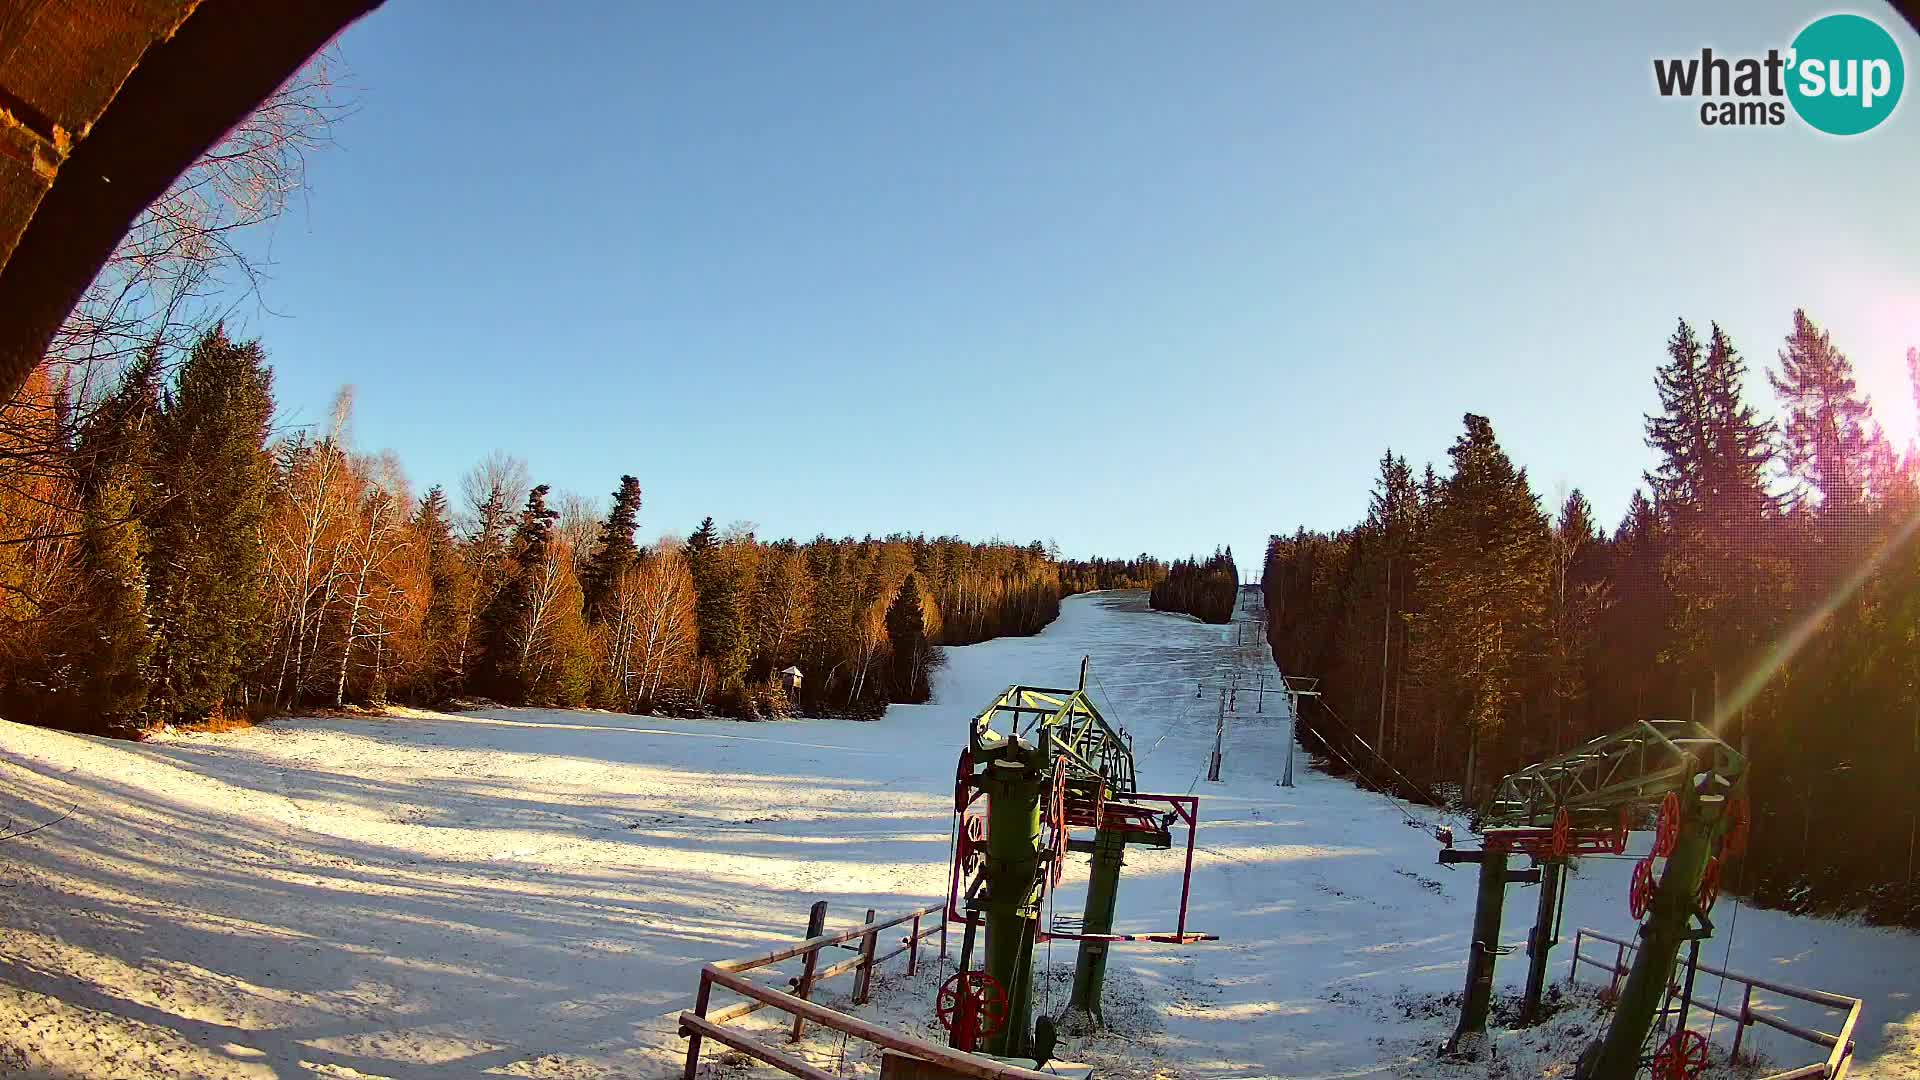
[1654,792,1681,858]
[935,970,1008,1048]
[1629,856,1656,920]
[1652,1028,1710,1080]
[1551,807,1571,858]
[954,750,972,813]
[1613,805,1632,855]
[1696,855,1722,913]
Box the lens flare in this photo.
[1712,506,1920,733]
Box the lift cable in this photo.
[1311,696,1447,810]
[1298,697,1449,835]
[1287,706,1426,828]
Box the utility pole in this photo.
[1276,676,1320,789]
[1208,690,1225,782]
[1281,701,1295,787]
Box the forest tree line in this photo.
[1149,549,1241,624]
[0,326,1195,735]
[1059,554,1169,595]
[1263,311,1920,925]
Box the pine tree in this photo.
[457,453,527,684]
[684,516,753,705]
[1770,310,1876,514]
[1645,321,1784,682]
[413,485,466,701]
[1411,413,1551,794]
[144,326,277,724]
[1644,319,1714,512]
[580,475,642,619]
[60,356,161,732]
[885,572,935,704]
[474,484,559,701]
[1546,489,1609,752]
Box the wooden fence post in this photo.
[854,908,879,1005]
[1731,983,1753,1062]
[907,913,921,976]
[789,900,829,1042]
[1607,941,1626,1000]
[682,971,713,1080]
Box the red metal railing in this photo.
[678,899,1053,1080]
[1568,927,1863,1080]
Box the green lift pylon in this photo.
[945,659,1208,1060]
[1439,718,1746,1080]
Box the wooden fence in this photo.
[1569,927,1862,1080]
[678,899,1053,1080]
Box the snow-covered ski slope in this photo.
[0,591,1914,1078]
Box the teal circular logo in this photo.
[1788,14,1904,135]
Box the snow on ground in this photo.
[0,590,1914,1078]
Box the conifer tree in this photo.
[885,572,935,703]
[458,452,528,683]
[474,484,559,700]
[1149,548,1239,624]
[684,516,754,704]
[1770,310,1876,514]
[581,475,642,619]
[1412,413,1551,793]
[1339,450,1417,753]
[1645,321,1783,680]
[59,356,161,732]
[144,326,276,724]
[413,485,466,701]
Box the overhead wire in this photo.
[1293,697,1439,831]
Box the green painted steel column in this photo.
[983,758,1043,1058]
[1068,824,1127,1018]
[1449,845,1509,1048]
[1520,859,1563,1025]
[1580,818,1716,1080]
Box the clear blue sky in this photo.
[232,3,1920,572]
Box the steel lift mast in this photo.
[941,659,1210,1060]
[1440,719,1749,1080]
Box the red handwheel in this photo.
[1652,1028,1710,1080]
[1696,856,1722,914]
[1613,805,1632,855]
[1654,792,1681,858]
[936,970,1008,1050]
[1723,796,1751,858]
[1551,807,1571,858]
[1629,856,1656,920]
[958,813,986,872]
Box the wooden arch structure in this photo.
[0,0,382,400]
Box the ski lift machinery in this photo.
[1435,718,1749,1080]
[940,658,1215,1060]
